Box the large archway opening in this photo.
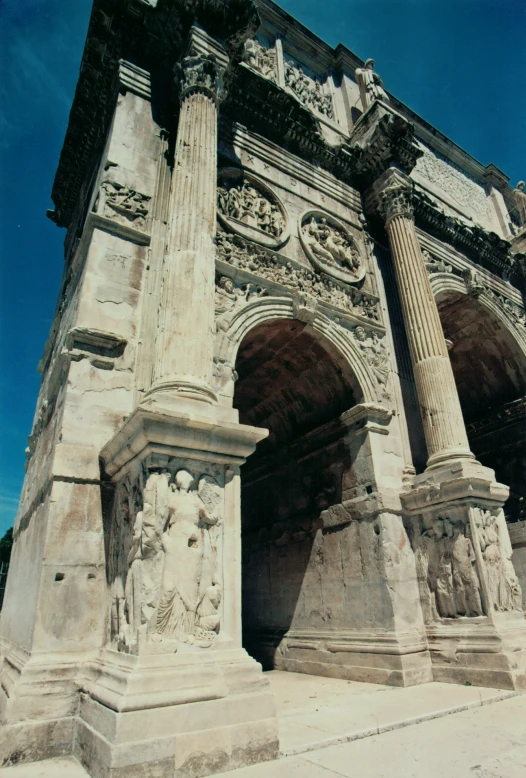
[233,318,357,668]
[437,291,526,522]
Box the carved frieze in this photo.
[97,180,151,232]
[284,58,333,119]
[108,465,224,652]
[299,211,365,284]
[217,168,289,249]
[414,145,492,225]
[243,38,276,81]
[215,229,381,322]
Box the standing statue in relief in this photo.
[513,181,526,230]
[155,470,221,642]
[355,58,390,111]
[478,510,522,612]
[450,524,483,617]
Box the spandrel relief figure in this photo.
[355,58,390,111]
[353,327,389,390]
[513,181,526,230]
[215,276,268,332]
[154,470,222,643]
[243,38,276,80]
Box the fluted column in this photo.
[372,169,474,469]
[147,51,226,406]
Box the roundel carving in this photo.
[299,210,366,284]
[217,168,289,249]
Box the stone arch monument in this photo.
[1,1,526,776]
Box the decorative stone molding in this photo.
[243,38,276,81]
[217,168,289,248]
[299,211,365,284]
[118,59,151,100]
[215,228,382,322]
[350,103,424,184]
[283,57,333,119]
[176,52,226,104]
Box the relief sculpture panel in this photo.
[300,211,366,284]
[217,168,289,249]
[284,58,333,119]
[108,465,223,652]
[97,179,151,232]
[243,38,276,81]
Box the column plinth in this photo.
[146,53,226,408]
[372,169,474,469]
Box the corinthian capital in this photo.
[378,182,414,224]
[364,167,414,225]
[177,53,226,104]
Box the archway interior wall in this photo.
[235,318,430,685]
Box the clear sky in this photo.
[1,0,525,535]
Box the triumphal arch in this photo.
[2,0,526,775]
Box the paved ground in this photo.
[266,670,516,755]
[1,673,525,778]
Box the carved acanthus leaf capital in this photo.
[378,183,414,225]
[177,53,226,104]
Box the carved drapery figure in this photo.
[422,249,452,275]
[284,59,333,118]
[109,468,222,650]
[355,58,389,111]
[215,275,268,332]
[353,326,389,391]
[243,38,275,80]
[513,181,526,229]
[414,516,483,620]
[477,510,522,612]
[155,470,221,642]
[218,180,284,238]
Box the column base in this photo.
[247,629,433,688]
[75,648,278,778]
[144,379,218,407]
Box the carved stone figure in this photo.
[243,38,275,80]
[353,326,389,390]
[155,470,221,642]
[462,267,486,297]
[215,275,267,332]
[450,525,483,616]
[284,59,333,118]
[355,58,389,111]
[99,180,150,231]
[513,181,526,229]
[217,176,286,241]
[478,510,522,612]
[422,249,452,275]
[301,214,365,284]
[215,228,381,321]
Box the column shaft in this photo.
[379,179,473,468]
[149,56,223,405]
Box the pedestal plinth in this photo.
[73,404,279,778]
[402,460,526,690]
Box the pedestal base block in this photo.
[75,649,279,778]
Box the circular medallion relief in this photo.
[217,168,289,249]
[299,210,365,284]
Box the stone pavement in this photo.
[0,673,524,778]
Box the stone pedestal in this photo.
[72,405,278,778]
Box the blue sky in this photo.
[1,0,525,535]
